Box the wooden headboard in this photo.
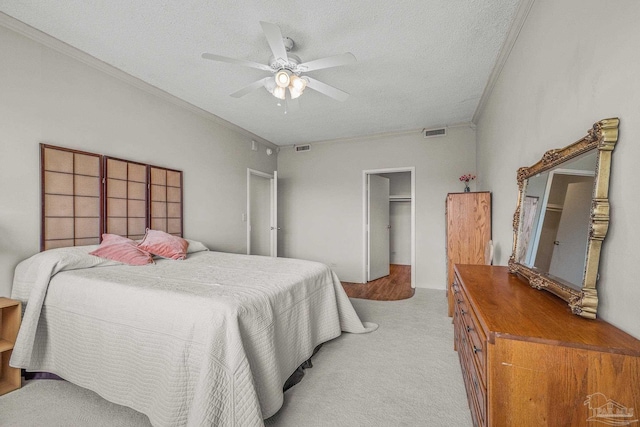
[41,144,183,251]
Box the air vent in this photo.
[423,128,447,138]
[295,144,311,152]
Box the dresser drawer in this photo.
[453,279,487,386]
[455,306,487,427]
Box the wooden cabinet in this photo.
[446,192,491,316]
[453,265,640,427]
[0,297,21,395]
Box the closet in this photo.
[385,172,412,267]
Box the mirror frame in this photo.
[508,118,619,319]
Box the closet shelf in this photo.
[546,203,563,212]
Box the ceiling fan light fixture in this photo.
[202,21,354,104]
[272,85,286,100]
[275,70,290,88]
[289,86,303,99]
[290,75,307,92]
[264,77,277,93]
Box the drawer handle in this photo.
[466,326,472,333]
[461,309,467,315]
[456,299,462,304]
[473,345,481,354]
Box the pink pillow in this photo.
[138,229,188,260]
[89,234,154,266]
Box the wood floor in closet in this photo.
[341,264,413,301]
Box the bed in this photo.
[10,242,377,426]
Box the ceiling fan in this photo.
[201,21,356,107]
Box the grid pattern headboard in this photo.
[105,157,148,241]
[41,145,103,250]
[150,166,183,236]
[41,144,183,251]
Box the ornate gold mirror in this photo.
[509,118,619,319]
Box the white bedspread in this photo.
[10,246,377,426]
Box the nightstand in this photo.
[0,297,21,395]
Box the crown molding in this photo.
[280,121,476,149]
[0,12,278,150]
[472,0,536,124]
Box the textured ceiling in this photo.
[0,0,520,146]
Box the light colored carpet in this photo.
[0,289,472,427]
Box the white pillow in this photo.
[185,239,210,254]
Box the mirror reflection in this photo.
[516,151,597,289]
[509,118,618,318]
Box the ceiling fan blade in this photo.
[230,77,271,98]
[260,21,288,63]
[201,53,272,72]
[305,77,350,102]
[297,53,357,72]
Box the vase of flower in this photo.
[459,174,476,193]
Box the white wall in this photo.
[476,0,640,337]
[0,22,276,297]
[381,171,412,197]
[278,126,476,288]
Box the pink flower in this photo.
[459,174,476,183]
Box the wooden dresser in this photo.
[453,265,640,427]
[0,297,21,395]
[446,192,491,316]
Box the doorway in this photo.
[247,169,278,256]
[528,168,594,284]
[362,167,415,288]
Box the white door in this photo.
[368,174,390,281]
[270,171,278,257]
[249,173,271,256]
[248,169,278,257]
[548,179,593,284]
